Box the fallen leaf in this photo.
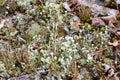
[32,45,41,51]
[100,75,107,80]
[101,15,117,24]
[108,40,119,47]
[102,63,115,77]
[68,0,78,9]
[71,22,80,29]
[0,19,6,29]
[4,17,13,27]
[63,26,69,34]
[0,30,3,35]
[73,15,79,22]
[116,45,120,57]
[92,17,105,27]
[108,21,115,28]
[94,48,107,59]
[94,50,103,59]
[63,2,71,11]
[107,72,120,80]
[70,16,83,29]
[117,32,120,35]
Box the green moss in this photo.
[56,26,66,38]
[75,5,91,22]
[0,0,6,7]
[104,0,116,7]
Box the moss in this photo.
[24,63,37,74]
[0,0,6,8]
[74,5,91,22]
[103,0,117,8]
[6,1,18,13]
[56,26,67,38]
[79,68,92,80]
[21,33,33,43]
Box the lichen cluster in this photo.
[0,0,117,79]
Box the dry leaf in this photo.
[100,75,107,80]
[73,15,79,22]
[92,17,105,27]
[101,15,117,24]
[102,64,115,77]
[108,21,115,28]
[0,30,3,35]
[102,64,110,72]
[71,22,80,29]
[94,50,103,59]
[117,32,120,35]
[63,26,69,34]
[70,16,83,29]
[108,40,119,47]
[4,17,13,27]
[63,2,71,11]
[116,45,120,57]
[94,48,107,59]
[32,45,41,51]
[68,0,78,8]
[0,19,6,29]
[107,72,120,80]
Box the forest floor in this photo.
[0,0,120,80]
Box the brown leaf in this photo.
[68,0,78,8]
[108,21,115,28]
[0,30,3,35]
[0,19,6,29]
[102,64,115,77]
[100,75,107,80]
[32,45,41,51]
[70,16,83,29]
[71,22,80,29]
[94,50,103,59]
[4,17,13,27]
[0,17,13,30]
[94,48,107,59]
[117,32,120,35]
[101,15,117,24]
[116,45,120,57]
[92,17,105,27]
[108,40,119,47]
[108,72,120,80]
[63,0,78,11]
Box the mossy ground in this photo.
[0,0,119,80]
